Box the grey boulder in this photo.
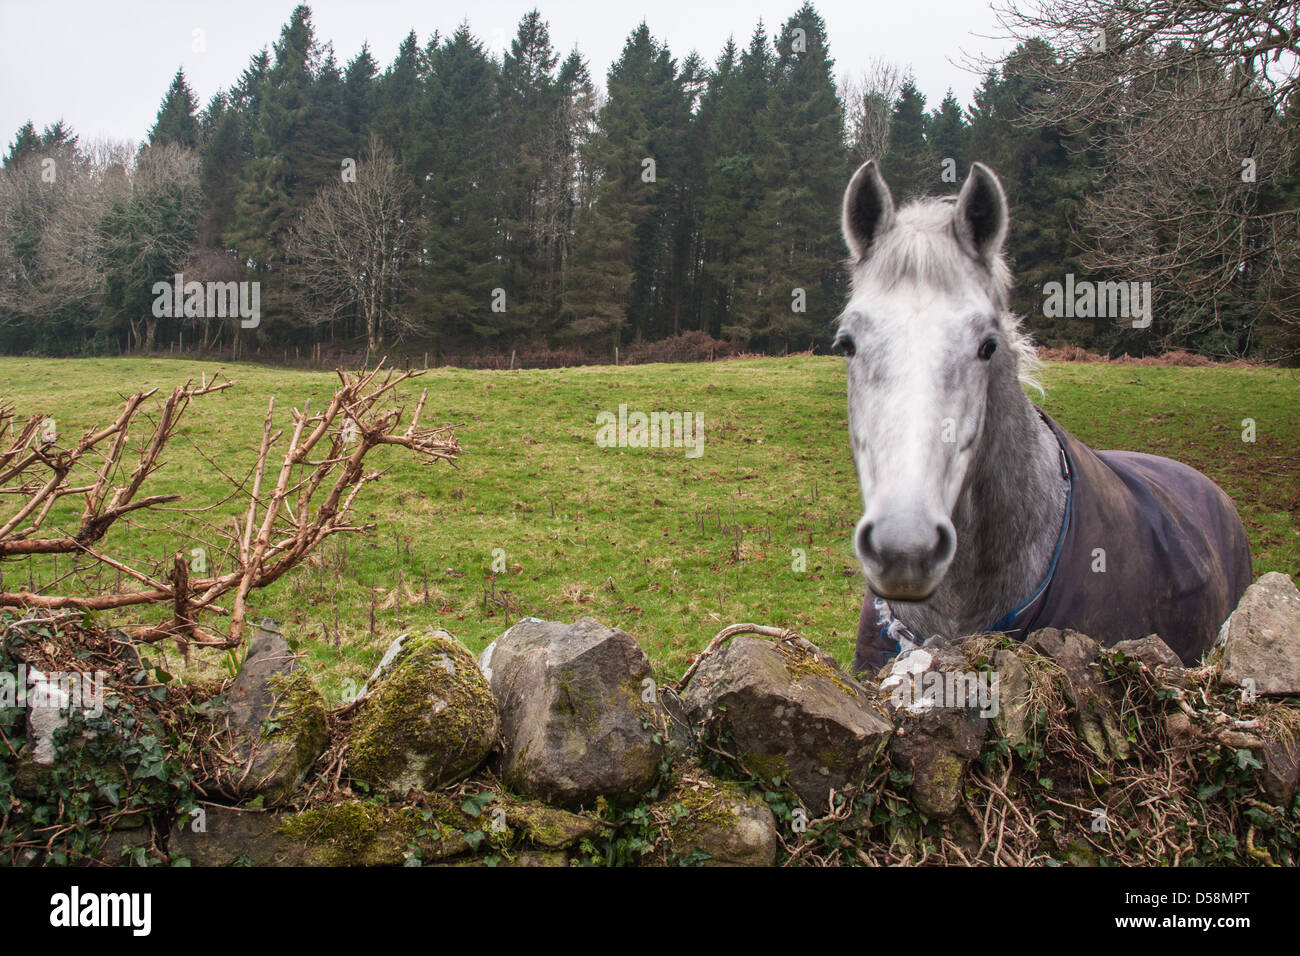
[220,622,329,806]
[1220,572,1300,696]
[480,617,666,809]
[681,634,891,812]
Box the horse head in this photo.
[837,160,1027,602]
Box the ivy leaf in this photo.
[461,791,494,816]
[1197,782,1223,801]
[1244,806,1273,827]
[1235,748,1263,771]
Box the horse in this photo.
[836,160,1253,675]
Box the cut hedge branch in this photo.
[0,361,459,649]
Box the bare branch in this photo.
[0,363,460,649]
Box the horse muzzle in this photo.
[854,509,956,600]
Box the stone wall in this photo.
[6,573,1300,867]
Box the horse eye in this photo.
[835,334,856,357]
[978,337,997,361]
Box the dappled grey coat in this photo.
[854,412,1253,674]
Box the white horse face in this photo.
[838,161,1011,601]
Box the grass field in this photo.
[1,356,1295,702]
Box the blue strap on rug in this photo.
[988,433,1072,634]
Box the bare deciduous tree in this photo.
[840,60,904,166]
[290,138,414,354]
[981,0,1300,352]
[1075,65,1292,349]
[0,138,202,349]
[176,246,244,350]
[989,0,1300,114]
[0,144,118,322]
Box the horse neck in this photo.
[898,369,1067,638]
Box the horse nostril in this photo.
[930,522,956,570]
[856,521,876,561]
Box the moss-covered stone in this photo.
[220,624,330,807]
[655,774,777,866]
[885,642,989,819]
[348,632,499,794]
[1221,572,1300,696]
[1027,628,1129,762]
[170,805,304,866]
[254,671,330,804]
[907,748,965,817]
[990,649,1031,746]
[742,751,792,784]
[275,799,471,866]
[504,801,602,849]
[94,814,152,865]
[682,634,892,811]
[777,642,856,698]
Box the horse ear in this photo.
[842,160,895,262]
[953,162,1009,264]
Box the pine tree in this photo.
[342,44,379,142]
[496,10,562,336]
[546,50,597,327]
[927,89,969,187]
[2,121,40,169]
[409,25,506,347]
[228,5,332,337]
[618,24,689,343]
[692,38,742,338]
[883,77,932,199]
[302,47,353,194]
[149,69,200,148]
[749,3,846,351]
[197,93,241,251]
[377,30,426,171]
[968,40,1092,346]
[703,23,775,344]
[563,24,681,348]
[663,50,706,337]
[38,120,78,151]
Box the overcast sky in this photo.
[0,0,1013,149]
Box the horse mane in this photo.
[1005,312,1044,398]
[847,196,1044,398]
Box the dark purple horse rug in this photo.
[854,411,1253,674]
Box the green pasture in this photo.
[0,356,1294,702]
